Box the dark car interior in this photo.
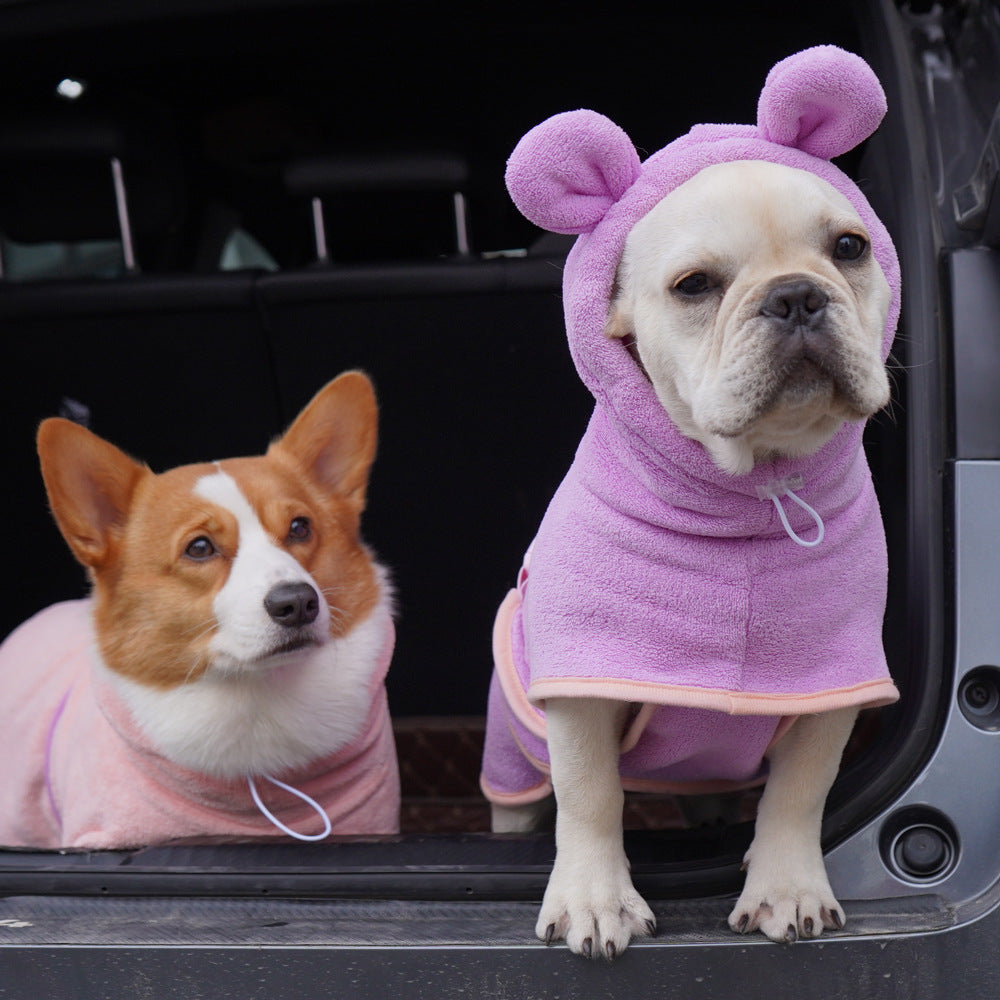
[0,0,963,911]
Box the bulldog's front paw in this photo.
[728,840,845,942]
[536,858,657,959]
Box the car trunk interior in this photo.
[0,0,955,902]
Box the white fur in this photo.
[727,707,856,940]
[534,699,656,959]
[105,470,392,780]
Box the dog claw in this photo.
[803,917,814,936]
[736,914,749,934]
[605,940,617,960]
[544,923,556,946]
[784,923,797,943]
[832,910,844,930]
[645,917,658,938]
[582,937,594,959]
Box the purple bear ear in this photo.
[757,45,887,159]
[505,109,641,235]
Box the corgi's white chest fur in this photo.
[105,470,392,780]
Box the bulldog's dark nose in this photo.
[264,582,320,627]
[760,280,829,329]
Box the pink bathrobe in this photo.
[481,46,901,805]
[0,599,399,849]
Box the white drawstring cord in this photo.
[756,475,825,548]
[247,773,333,842]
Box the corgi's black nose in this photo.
[264,582,320,627]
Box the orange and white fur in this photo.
[0,371,399,849]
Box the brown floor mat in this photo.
[392,717,759,834]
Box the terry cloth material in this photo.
[0,599,400,849]
[481,46,901,805]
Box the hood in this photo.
[504,46,901,502]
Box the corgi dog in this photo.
[0,371,399,850]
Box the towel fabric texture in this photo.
[0,599,399,849]
[481,46,901,805]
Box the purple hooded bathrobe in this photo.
[481,46,901,806]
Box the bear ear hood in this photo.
[505,110,641,236]
[756,45,887,158]
[504,45,900,479]
[506,46,887,234]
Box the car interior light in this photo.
[55,78,85,100]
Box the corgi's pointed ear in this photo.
[37,419,149,570]
[272,371,378,508]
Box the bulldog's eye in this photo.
[288,517,312,543]
[185,536,216,561]
[673,273,713,297]
[834,233,868,261]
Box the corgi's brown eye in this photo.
[288,517,312,542]
[834,233,867,261]
[185,536,216,561]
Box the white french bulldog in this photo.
[484,46,900,961]
[491,160,893,954]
